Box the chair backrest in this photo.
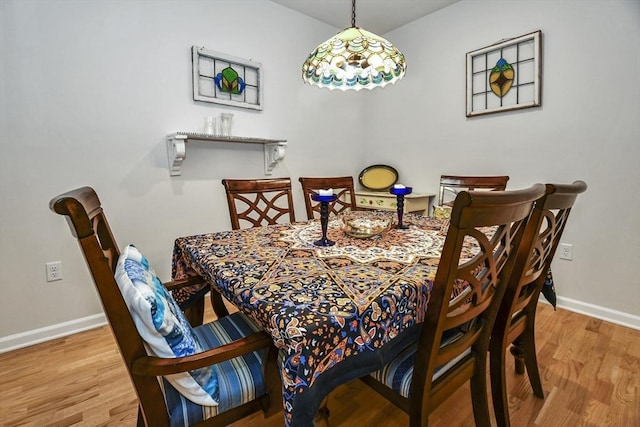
[409,183,546,418]
[496,180,587,341]
[488,180,587,427]
[438,175,510,206]
[221,178,296,230]
[298,176,357,220]
[49,186,169,425]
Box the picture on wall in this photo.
[192,46,263,110]
[466,30,541,117]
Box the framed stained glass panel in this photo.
[192,46,263,110]
[466,31,541,117]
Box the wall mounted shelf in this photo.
[166,132,287,176]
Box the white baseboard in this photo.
[1,297,638,354]
[0,313,107,354]
[555,296,640,330]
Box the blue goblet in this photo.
[311,193,337,246]
[389,186,413,229]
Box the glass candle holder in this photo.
[389,185,413,229]
[311,193,337,246]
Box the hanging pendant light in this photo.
[302,0,406,91]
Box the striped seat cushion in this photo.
[369,329,470,398]
[161,311,268,427]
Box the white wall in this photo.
[0,0,368,345]
[364,0,640,323]
[1,0,638,350]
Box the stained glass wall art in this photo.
[192,46,263,110]
[466,31,541,117]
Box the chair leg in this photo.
[210,289,230,318]
[469,359,492,427]
[136,405,146,426]
[490,342,511,427]
[262,345,284,418]
[520,328,544,398]
[313,396,330,427]
[510,339,526,375]
[183,296,204,327]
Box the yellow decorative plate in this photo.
[358,164,398,191]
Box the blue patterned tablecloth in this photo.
[172,213,471,426]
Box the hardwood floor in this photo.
[1,302,638,426]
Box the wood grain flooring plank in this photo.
[1,303,638,427]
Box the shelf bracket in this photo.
[167,134,187,176]
[264,142,287,175]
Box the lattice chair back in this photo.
[222,178,296,230]
[437,175,510,206]
[298,176,357,220]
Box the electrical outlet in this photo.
[558,243,573,261]
[46,261,63,282]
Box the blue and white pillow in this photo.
[115,244,219,406]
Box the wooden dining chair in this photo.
[298,176,357,220]
[360,183,546,427]
[222,178,296,230]
[50,186,280,426]
[490,180,587,427]
[437,175,510,207]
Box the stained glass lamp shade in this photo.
[301,4,406,91]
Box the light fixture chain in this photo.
[351,0,356,27]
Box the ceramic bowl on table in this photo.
[340,211,393,239]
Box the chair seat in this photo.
[370,329,469,398]
[161,312,267,427]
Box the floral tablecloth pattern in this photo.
[172,213,471,426]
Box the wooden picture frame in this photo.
[192,46,263,110]
[466,31,541,117]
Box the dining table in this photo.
[171,211,478,426]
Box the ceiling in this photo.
[270,0,461,34]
